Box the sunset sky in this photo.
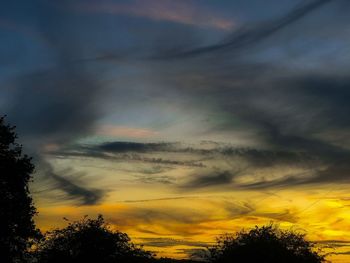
[1,0,350,261]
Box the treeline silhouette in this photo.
[0,116,326,263]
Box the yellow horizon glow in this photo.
[34,186,350,262]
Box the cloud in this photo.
[315,240,350,247]
[46,138,350,190]
[70,0,235,30]
[3,0,350,207]
[97,125,159,138]
[107,199,258,233]
[123,196,197,203]
[2,1,348,260]
[253,209,300,223]
[131,174,175,185]
[183,170,236,189]
[0,18,50,48]
[48,142,206,168]
[139,237,209,248]
[315,240,350,256]
[2,8,103,142]
[160,0,333,58]
[2,0,110,205]
[98,141,176,153]
[37,161,105,205]
[8,67,102,146]
[333,251,350,255]
[49,172,105,205]
[6,61,108,205]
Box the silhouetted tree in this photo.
[34,215,154,263]
[205,224,325,263]
[0,116,38,262]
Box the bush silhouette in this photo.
[0,116,38,262]
[205,224,325,263]
[34,215,154,263]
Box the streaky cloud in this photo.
[123,196,198,203]
[183,170,237,189]
[158,0,333,58]
[49,172,104,206]
[69,0,235,30]
[38,160,105,205]
[98,141,177,153]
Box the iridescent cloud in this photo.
[70,0,235,30]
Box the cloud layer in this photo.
[2,1,350,260]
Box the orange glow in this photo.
[34,187,350,261]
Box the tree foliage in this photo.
[34,215,154,263]
[206,224,325,263]
[0,116,38,262]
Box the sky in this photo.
[1,0,350,261]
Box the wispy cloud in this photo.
[97,125,159,138]
[123,196,195,203]
[36,160,106,206]
[139,237,209,248]
[0,18,50,47]
[183,170,236,189]
[70,0,235,30]
[49,172,105,205]
[46,139,350,191]
[160,0,333,57]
